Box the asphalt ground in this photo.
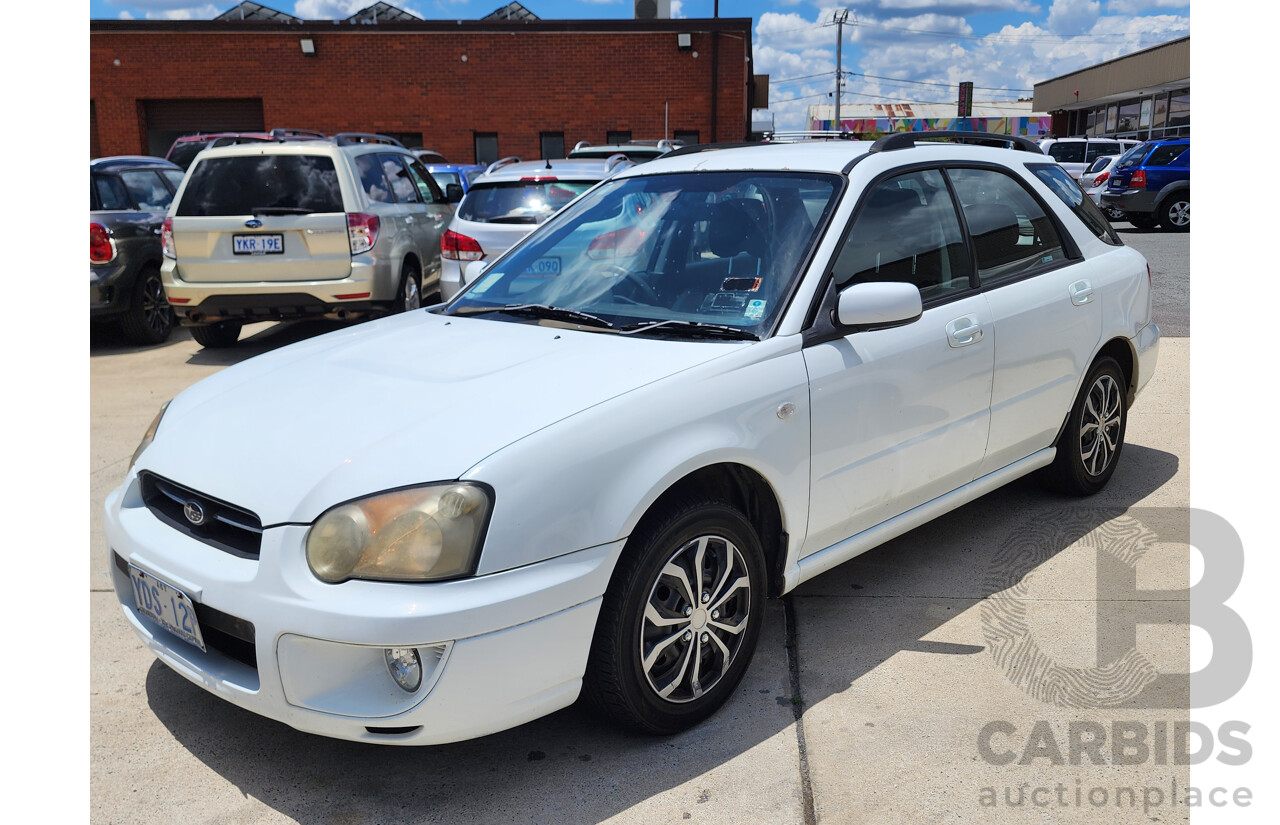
[90,226,1190,824]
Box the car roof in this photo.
[91,155,183,171]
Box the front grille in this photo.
[140,472,263,558]
[113,551,258,671]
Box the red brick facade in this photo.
[89,18,753,160]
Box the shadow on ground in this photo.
[143,442,1178,824]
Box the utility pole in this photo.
[833,9,849,132]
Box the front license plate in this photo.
[233,234,283,255]
[129,565,206,652]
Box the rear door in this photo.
[170,152,351,283]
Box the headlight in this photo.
[306,483,492,583]
[130,401,170,472]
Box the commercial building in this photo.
[807,100,1050,137]
[89,2,755,162]
[1033,36,1189,141]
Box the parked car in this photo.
[161,133,459,348]
[165,129,326,169]
[1037,136,1140,180]
[91,156,185,344]
[1100,137,1190,232]
[423,163,486,197]
[569,139,683,163]
[438,154,634,300]
[1079,154,1124,220]
[107,131,1157,745]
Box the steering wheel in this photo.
[595,263,662,305]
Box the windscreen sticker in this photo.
[701,292,748,314]
[721,277,762,293]
[745,300,767,321]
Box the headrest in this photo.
[707,198,766,259]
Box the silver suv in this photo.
[439,155,633,300]
[162,133,457,347]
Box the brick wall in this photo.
[89,20,752,160]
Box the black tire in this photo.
[118,267,174,345]
[1125,213,1158,230]
[583,496,766,735]
[190,321,243,349]
[394,262,421,313]
[1040,356,1128,496]
[1159,195,1189,232]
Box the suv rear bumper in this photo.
[1100,188,1158,216]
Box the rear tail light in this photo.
[161,217,175,258]
[90,221,116,264]
[1094,171,1109,185]
[1131,170,1146,189]
[441,229,484,261]
[348,213,380,254]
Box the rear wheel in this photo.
[584,496,765,734]
[395,262,421,313]
[190,321,243,348]
[1041,356,1128,496]
[118,267,173,345]
[1159,195,1190,232]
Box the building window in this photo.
[1116,101,1140,134]
[540,131,565,159]
[474,132,499,165]
[607,130,632,144]
[1104,105,1118,133]
[1153,95,1168,128]
[674,130,699,145]
[1084,109,1097,136]
[1168,91,1189,130]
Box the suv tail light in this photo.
[90,221,116,264]
[348,213,380,254]
[441,229,484,261]
[1131,170,1146,189]
[161,217,175,258]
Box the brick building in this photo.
[89,14,755,162]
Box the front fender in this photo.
[464,336,813,577]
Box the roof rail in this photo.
[764,130,858,142]
[656,139,684,151]
[270,128,326,140]
[603,153,632,172]
[663,141,763,159]
[572,141,592,151]
[485,156,522,174]
[869,131,1044,154]
[333,132,406,148]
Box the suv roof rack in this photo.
[869,131,1044,154]
[603,153,632,172]
[572,141,592,151]
[764,130,858,142]
[270,128,326,141]
[333,132,405,148]
[663,141,764,159]
[485,156,522,174]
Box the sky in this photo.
[89,0,1189,131]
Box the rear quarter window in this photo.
[176,155,344,216]
[1047,142,1086,164]
[1027,164,1121,246]
[92,174,132,211]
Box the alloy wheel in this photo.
[1079,373,1123,476]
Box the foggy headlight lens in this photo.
[129,401,170,472]
[305,483,491,583]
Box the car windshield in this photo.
[446,171,841,338]
[458,180,597,224]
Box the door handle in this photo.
[946,315,983,348]
[1069,279,1094,305]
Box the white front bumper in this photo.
[104,478,621,745]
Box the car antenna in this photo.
[545,158,552,170]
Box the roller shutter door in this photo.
[142,98,265,157]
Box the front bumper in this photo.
[104,476,622,745]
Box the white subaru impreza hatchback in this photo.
[107,133,1159,745]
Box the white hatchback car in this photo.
[1080,154,1124,219]
[107,132,1158,745]
[438,155,633,300]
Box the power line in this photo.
[843,71,1032,93]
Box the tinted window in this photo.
[176,155,343,216]
[1047,142,1086,164]
[947,168,1068,282]
[540,132,565,160]
[1085,142,1120,163]
[1116,142,1156,169]
[355,154,394,203]
[474,133,499,165]
[1028,164,1121,246]
[380,153,421,203]
[161,169,186,191]
[459,181,596,224]
[831,169,972,303]
[1144,144,1188,166]
[92,174,132,211]
[406,159,444,203]
[1085,156,1112,175]
[431,171,462,190]
[167,140,212,170]
[119,170,175,210]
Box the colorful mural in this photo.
[809,117,1053,136]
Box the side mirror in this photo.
[445,183,464,203]
[835,281,922,329]
[464,260,488,286]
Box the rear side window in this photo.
[459,180,596,224]
[92,174,132,210]
[831,169,972,303]
[1085,156,1112,175]
[1144,144,1188,166]
[947,167,1068,283]
[119,170,175,211]
[1085,142,1120,163]
[167,140,212,170]
[1046,142,1086,164]
[1028,164,1121,246]
[380,153,421,203]
[355,154,394,203]
[176,155,343,216]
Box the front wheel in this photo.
[1159,196,1189,232]
[394,263,421,313]
[190,320,243,348]
[583,497,765,734]
[1040,356,1128,496]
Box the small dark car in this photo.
[90,156,185,344]
[1100,138,1190,232]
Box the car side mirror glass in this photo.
[835,281,923,329]
[464,260,488,286]
[445,183,464,203]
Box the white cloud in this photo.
[1046,0,1101,34]
[148,4,221,18]
[118,10,135,18]
[1105,0,1188,12]
[293,0,369,18]
[670,0,684,18]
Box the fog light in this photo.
[384,648,422,692]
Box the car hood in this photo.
[141,311,741,524]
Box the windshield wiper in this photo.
[619,319,760,341]
[250,206,313,215]
[451,303,616,330]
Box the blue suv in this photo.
[1100,137,1189,232]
